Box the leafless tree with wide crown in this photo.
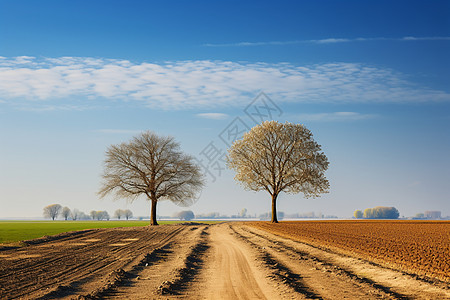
[227,121,329,223]
[43,204,62,221]
[99,131,204,225]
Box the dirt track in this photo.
[1,223,449,299]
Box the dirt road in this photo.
[1,223,449,299]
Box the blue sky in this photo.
[0,0,449,219]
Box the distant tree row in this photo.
[90,210,110,221]
[413,211,442,220]
[192,210,338,220]
[353,206,399,219]
[43,204,89,220]
[259,211,285,221]
[43,204,133,221]
[113,209,133,220]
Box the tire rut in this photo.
[229,225,323,299]
[0,225,189,299]
[100,225,209,299]
[240,225,408,299]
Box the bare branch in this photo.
[98,131,205,225]
[227,121,329,222]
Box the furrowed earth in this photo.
[0,221,449,299]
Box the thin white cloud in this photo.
[196,113,229,120]
[313,38,352,44]
[0,56,449,110]
[203,40,303,47]
[296,112,377,122]
[14,104,95,112]
[401,36,450,41]
[204,36,450,47]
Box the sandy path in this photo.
[194,223,281,299]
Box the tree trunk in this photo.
[150,197,158,226]
[271,193,278,223]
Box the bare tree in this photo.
[43,204,62,221]
[99,131,204,225]
[71,208,80,220]
[227,121,329,223]
[123,209,133,220]
[61,207,71,220]
[78,211,90,220]
[114,209,124,220]
[90,210,109,220]
[90,210,98,220]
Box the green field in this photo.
[0,220,214,244]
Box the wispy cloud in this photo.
[0,56,449,110]
[196,113,229,120]
[203,36,450,47]
[14,104,97,112]
[203,40,303,47]
[296,112,377,122]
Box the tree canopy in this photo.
[363,206,399,219]
[123,209,133,220]
[43,204,62,220]
[227,121,329,223]
[353,210,363,219]
[176,210,195,221]
[99,131,204,225]
[61,207,71,220]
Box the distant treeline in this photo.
[354,206,399,219]
[412,211,445,220]
[43,204,133,221]
[179,211,338,220]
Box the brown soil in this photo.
[1,222,449,299]
[249,220,450,282]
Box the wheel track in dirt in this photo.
[51,226,188,299]
[238,223,450,300]
[230,224,401,299]
[0,230,98,280]
[0,229,158,279]
[98,225,209,299]
[190,223,287,300]
[2,229,157,298]
[229,225,330,299]
[0,225,188,299]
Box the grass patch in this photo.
[0,220,218,243]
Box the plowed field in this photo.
[1,221,449,299]
[249,220,450,282]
